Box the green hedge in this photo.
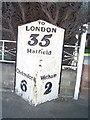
[85,47,90,53]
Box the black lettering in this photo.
[27,48,52,55]
[47,27,51,33]
[38,49,43,54]
[30,26,35,31]
[32,50,35,53]
[20,80,27,92]
[43,51,45,55]
[41,75,46,80]
[26,25,57,33]
[35,27,40,31]
[26,26,29,31]
[54,74,57,77]
[42,22,45,25]
[41,74,57,80]
[16,68,33,80]
[48,51,52,55]
[41,27,45,32]
[16,68,20,73]
[52,28,57,33]
[27,49,32,53]
[44,82,52,95]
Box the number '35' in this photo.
[28,34,52,47]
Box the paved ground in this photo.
[1,90,89,119]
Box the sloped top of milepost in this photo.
[18,19,65,31]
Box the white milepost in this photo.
[15,20,65,106]
[74,24,88,100]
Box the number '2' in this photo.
[44,82,52,95]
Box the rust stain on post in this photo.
[33,72,38,101]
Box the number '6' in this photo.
[20,80,27,92]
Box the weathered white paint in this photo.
[15,20,65,106]
[2,41,4,61]
[74,24,88,100]
[71,41,78,67]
